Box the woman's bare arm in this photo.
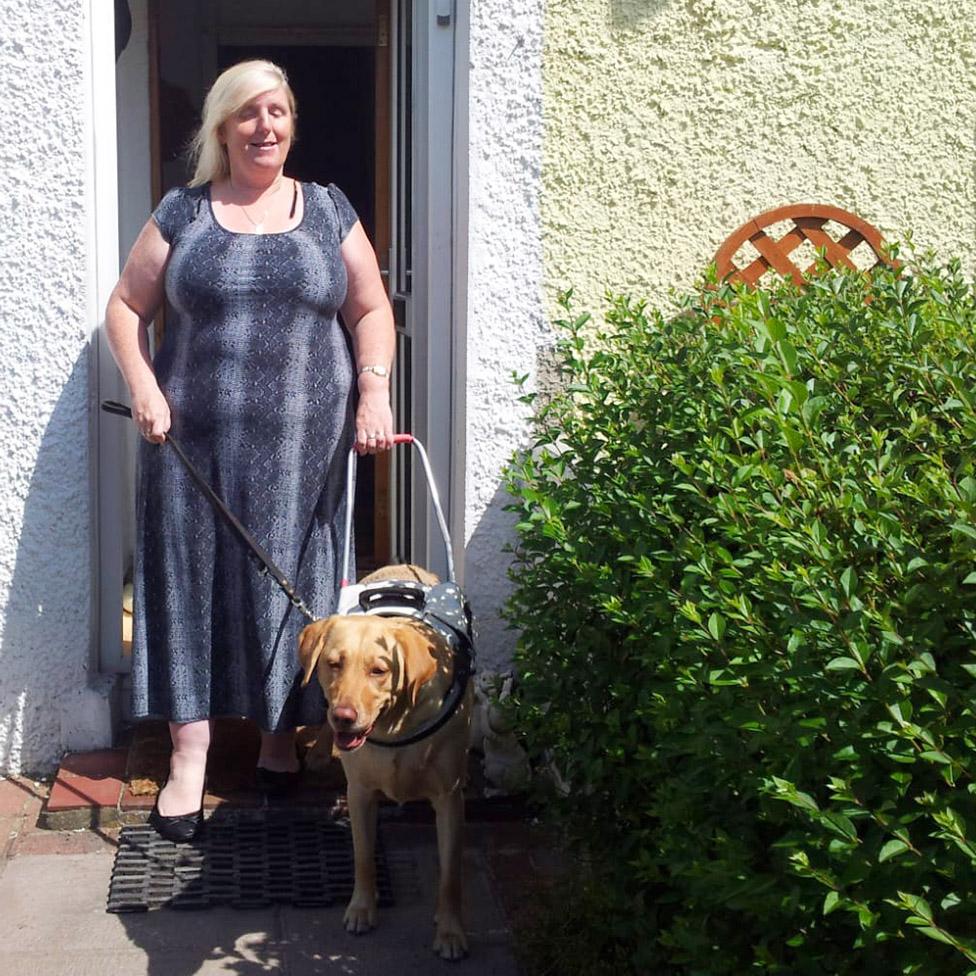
[104,218,172,442]
[340,222,396,455]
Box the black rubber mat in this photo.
[107,808,397,912]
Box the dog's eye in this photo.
[327,660,342,671]
[370,667,388,678]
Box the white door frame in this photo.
[405,0,467,582]
[89,0,126,674]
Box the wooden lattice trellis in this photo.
[714,204,890,287]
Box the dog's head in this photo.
[298,614,443,751]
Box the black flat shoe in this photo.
[255,755,304,797]
[148,783,205,843]
[255,765,302,797]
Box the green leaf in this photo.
[780,340,798,375]
[707,612,726,641]
[912,925,954,946]
[898,893,933,922]
[952,522,976,542]
[782,425,804,453]
[765,318,787,343]
[855,902,877,930]
[841,567,858,598]
[823,813,858,842]
[826,657,862,671]
[708,668,740,686]
[879,839,909,862]
[823,891,842,915]
[786,790,820,813]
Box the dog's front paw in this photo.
[343,895,377,935]
[433,916,469,961]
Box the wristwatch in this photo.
[358,365,390,378]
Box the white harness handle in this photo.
[340,435,456,589]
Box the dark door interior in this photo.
[217,45,375,239]
[218,45,379,568]
[153,35,386,571]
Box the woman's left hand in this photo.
[355,388,394,454]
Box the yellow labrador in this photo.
[298,565,473,960]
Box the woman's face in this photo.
[220,86,293,182]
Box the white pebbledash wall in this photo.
[462,0,547,671]
[0,0,117,773]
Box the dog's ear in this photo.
[298,618,336,688]
[394,620,439,704]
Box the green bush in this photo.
[504,255,976,974]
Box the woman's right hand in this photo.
[131,384,171,443]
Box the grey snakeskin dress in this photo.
[130,181,358,732]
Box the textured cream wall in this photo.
[543,0,976,315]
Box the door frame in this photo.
[93,0,468,671]
[89,0,124,676]
[404,0,467,582]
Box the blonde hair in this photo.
[188,60,297,187]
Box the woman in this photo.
[105,60,394,841]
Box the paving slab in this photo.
[41,749,128,829]
[0,824,521,976]
[0,950,283,976]
[0,779,40,817]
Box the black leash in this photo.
[101,401,316,623]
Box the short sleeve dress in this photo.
[130,181,359,732]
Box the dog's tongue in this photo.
[336,729,369,751]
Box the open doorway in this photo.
[220,43,382,567]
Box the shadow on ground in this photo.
[112,824,517,975]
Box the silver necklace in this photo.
[233,178,285,234]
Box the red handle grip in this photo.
[392,434,414,444]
